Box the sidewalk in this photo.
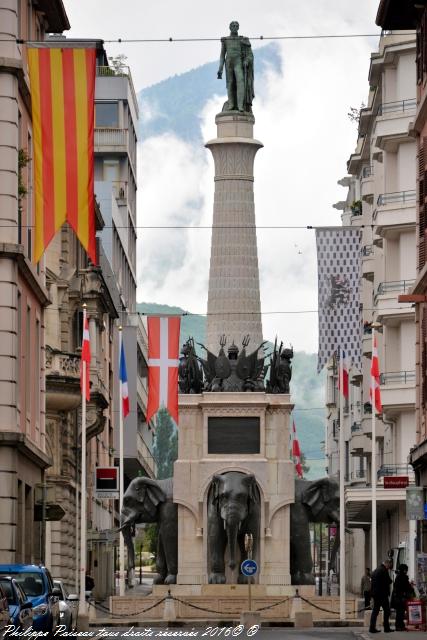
[358,632,425,639]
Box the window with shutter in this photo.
[422,309,427,407]
[419,143,426,270]
[423,10,427,74]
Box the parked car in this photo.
[0,576,33,630]
[0,583,11,632]
[0,564,60,633]
[53,579,78,631]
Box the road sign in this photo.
[95,467,119,499]
[241,559,258,577]
[34,503,66,522]
[384,476,409,489]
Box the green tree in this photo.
[153,408,178,479]
[300,451,310,476]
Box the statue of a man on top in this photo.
[217,21,254,113]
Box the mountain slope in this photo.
[138,43,281,143]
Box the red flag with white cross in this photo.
[146,317,181,424]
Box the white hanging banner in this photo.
[316,227,362,372]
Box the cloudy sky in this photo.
[66,1,382,353]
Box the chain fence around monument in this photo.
[88,590,368,620]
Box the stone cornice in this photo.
[0,431,51,469]
[0,243,50,306]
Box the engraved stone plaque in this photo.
[208,416,260,453]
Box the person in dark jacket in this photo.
[392,564,415,631]
[369,560,393,633]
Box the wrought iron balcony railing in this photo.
[377,190,416,206]
[351,422,362,433]
[377,98,416,116]
[362,244,374,257]
[376,280,415,296]
[379,370,415,385]
[377,464,415,480]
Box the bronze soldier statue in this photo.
[217,21,254,113]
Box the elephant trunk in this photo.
[226,520,241,571]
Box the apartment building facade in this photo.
[376,0,427,566]
[0,1,152,595]
[326,31,418,588]
[93,62,154,485]
[0,0,70,565]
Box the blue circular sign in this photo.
[241,559,258,577]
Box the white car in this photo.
[53,580,79,631]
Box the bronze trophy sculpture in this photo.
[217,21,254,113]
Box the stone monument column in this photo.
[205,112,263,351]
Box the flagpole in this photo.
[338,347,346,621]
[79,304,87,617]
[371,323,381,571]
[119,326,125,597]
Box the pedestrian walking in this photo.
[369,559,394,633]
[391,563,415,631]
[361,568,372,608]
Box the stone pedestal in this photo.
[205,113,263,352]
[173,392,294,587]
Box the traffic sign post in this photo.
[242,534,257,612]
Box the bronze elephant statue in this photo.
[119,477,177,585]
[207,471,260,584]
[290,477,339,585]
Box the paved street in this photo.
[88,626,426,640]
[91,629,363,640]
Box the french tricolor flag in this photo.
[120,341,130,418]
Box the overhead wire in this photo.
[42,306,414,315]
[5,32,400,46]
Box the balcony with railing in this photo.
[137,431,157,478]
[137,376,148,411]
[45,347,81,411]
[376,279,415,297]
[96,65,139,118]
[375,99,416,151]
[379,370,415,410]
[377,463,415,484]
[95,127,129,149]
[351,421,362,433]
[362,244,374,281]
[374,279,415,323]
[361,167,374,203]
[374,189,416,232]
[111,180,127,202]
[377,190,416,206]
[377,98,416,116]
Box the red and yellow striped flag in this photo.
[28,47,96,264]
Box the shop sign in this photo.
[95,467,119,499]
[383,476,409,489]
